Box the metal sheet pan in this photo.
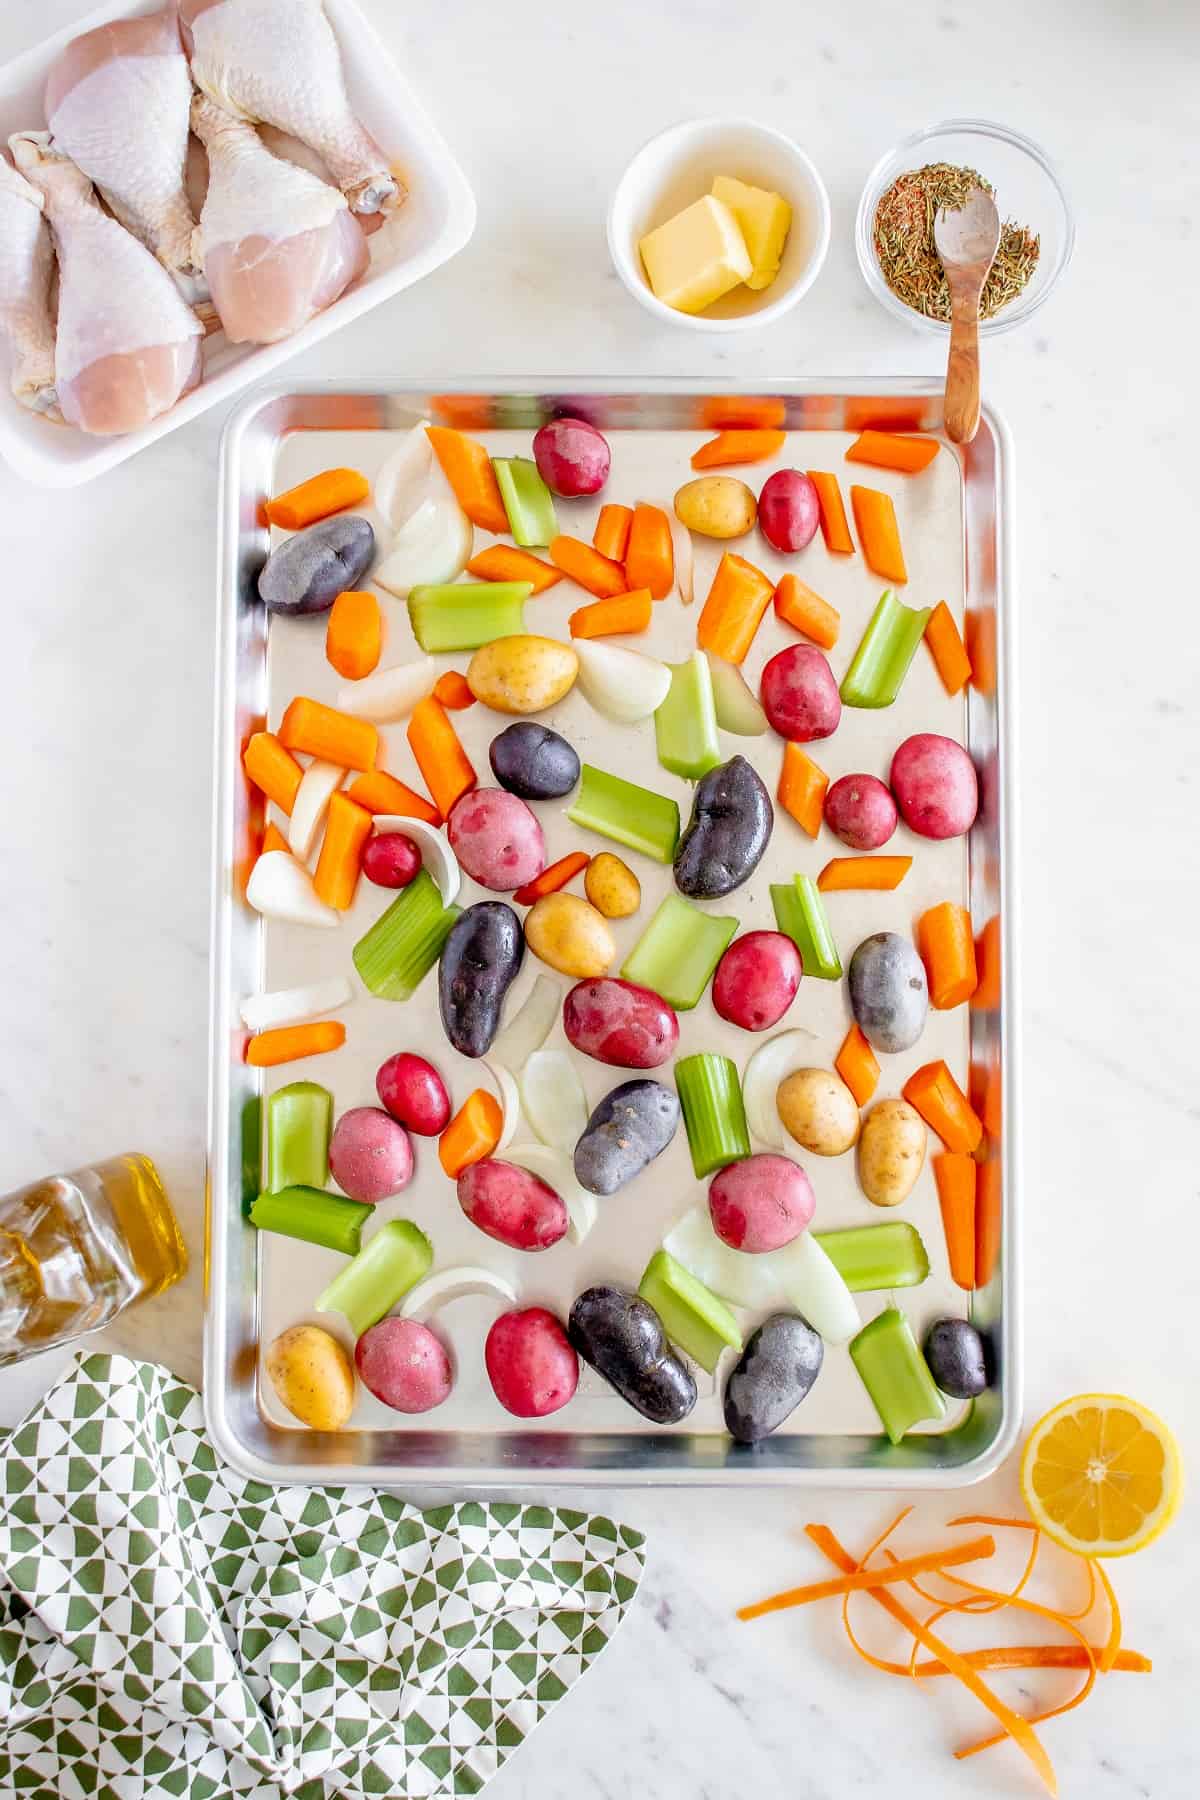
[205,381,1018,1486]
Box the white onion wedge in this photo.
[742,1027,818,1150]
[574,639,672,724]
[399,1265,519,1321]
[289,760,344,860]
[246,852,338,928]
[336,656,436,722]
[662,1205,859,1343]
[663,1205,779,1310]
[488,973,561,1073]
[639,496,693,606]
[372,814,460,906]
[767,1233,861,1346]
[240,976,353,1032]
[486,1062,521,1151]
[373,494,473,598]
[706,652,768,736]
[504,1142,598,1245]
[519,1048,588,1156]
[373,420,433,530]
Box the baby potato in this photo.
[584,851,641,918]
[525,892,615,978]
[858,1098,927,1207]
[266,1324,356,1430]
[776,1068,860,1156]
[467,634,578,715]
[674,476,757,539]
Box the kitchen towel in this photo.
[0,1351,646,1800]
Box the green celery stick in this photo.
[249,1185,370,1255]
[814,1221,930,1292]
[850,1306,947,1444]
[240,1094,262,1211]
[492,457,558,547]
[407,582,530,653]
[639,1250,743,1373]
[353,869,461,1000]
[771,875,842,980]
[266,1082,331,1192]
[315,1219,433,1337]
[567,764,680,863]
[675,1052,750,1177]
[621,894,738,1011]
[840,590,932,708]
[654,650,722,780]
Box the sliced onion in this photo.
[488,973,561,1073]
[519,1048,587,1156]
[574,639,672,724]
[486,1062,521,1151]
[399,1265,519,1320]
[373,494,473,598]
[638,495,693,606]
[240,976,353,1032]
[373,420,433,530]
[504,1141,598,1244]
[742,1027,818,1150]
[664,1205,779,1310]
[245,851,338,928]
[288,759,343,860]
[767,1233,860,1346]
[372,814,460,906]
[706,652,768,736]
[336,655,436,722]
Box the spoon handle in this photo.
[943,286,984,445]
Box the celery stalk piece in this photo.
[266,1081,332,1192]
[621,894,738,1011]
[492,457,558,547]
[675,1052,751,1177]
[814,1221,930,1292]
[353,868,461,1000]
[315,1219,433,1337]
[639,1249,743,1373]
[567,764,680,863]
[407,582,530,653]
[850,1306,947,1444]
[654,649,722,780]
[840,589,932,708]
[249,1185,371,1255]
[771,875,842,980]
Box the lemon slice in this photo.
[1020,1393,1182,1558]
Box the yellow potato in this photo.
[265,1324,356,1431]
[584,851,641,919]
[776,1068,860,1156]
[525,892,615,978]
[673,476,757,539]
[467,634,578,715]
[858,1099,927,1207]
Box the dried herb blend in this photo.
[873,162,1040,322]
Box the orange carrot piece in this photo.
[548,534,629,598]
[777,742,828,838]
[844,396,926,433]
[807,471,855,555]
[347,769,440,825]
[972,915,1001,1010]
[313,792,372,910]
[696,551,775,664]
[261,821,291,856]
[738,1535,995,1620]
[438,1088,502,1178]
[773,573,840,650]
[569,589,652,639]
[975,1158,1002,1286]
[925,600,972,695]
[902,1059,984,1153]
[325,589,382,681]
[264,466,369,530]
[835,1023,879,1108]
[700,395,787,430]
[243,731,303,815]
[407,695,476,820]
[917,901,978,1008]
[817,855,912,891]
[513,851,590,906]
[278,697,378,772]
[934,1152,977,1290]
[691,429,786,469]
[970,1057,1002,1143]
[425,426,509,534]
[466,544,562,593]
[593,503,633,562]
[625,503,674,599]
[965,607,997,695]
[845,431,940,474]
[245,1020,346,1067]
[850,485,908,584]
[914,1647,1150,1677]
[433,670,475,710]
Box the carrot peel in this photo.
[737,1536,995,1621]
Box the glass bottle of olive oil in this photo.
[0,1154,186,1366]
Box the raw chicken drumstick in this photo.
[0,155,58,416]
[9,134,203,437]
[190,94,367,344]
[180,0,401,215]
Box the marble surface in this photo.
[2,0,1198,1792]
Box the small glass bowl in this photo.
[855,117,1074,337]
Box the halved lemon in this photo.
[1020,1393,1183,1558]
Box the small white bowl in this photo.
[608,117,830,332]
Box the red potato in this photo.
[823,774,898,851]
[376,1051,451,1136]
[355,1317,453,1414]
[457,1157,569,1251]
[532,417,611,497]
[562,977,679,1069]
[329,1106,414,1202]
[890,733,979,840]
[447,787,545,891]
[712,931,802,1032]
[758,469,820,554]
[485,1307,579,1417]
[760,644,841,743]
[362,831,422,889]
[708,1153,815,1252]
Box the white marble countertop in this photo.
[2,0,1198,1792]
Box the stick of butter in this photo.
[638,195,752,315]
[711,176,792,292]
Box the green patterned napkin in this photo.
[0,1352,645,1800]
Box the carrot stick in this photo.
[243,731,303,815]
[548,534,629,598]
[965,607,997,695]
[466,544,562,593]
[278,697,378,772]
[934,1152,977,1290]
[850,485,908,584]
[264,467,369,530]
[916,1647,1150,1677]
[846,431,940,474]
[975,1157,1002,1286]
[325,589,382,681]
[835,1023,879,1108]
[261,822,290,856]
[817,855,912,891]
[700,396,787,430]
[347,769,440,825]
[593,503,634,562]
[624,503,674,599]
[438,1088,502,1178]
[569,589,652,639]
[313,793,372,910]
[925,600,972,695]
[246,1020,346,1067]
[807,471,855,555]
[773,573,840,650]
[902,1059,984,1153]
[970,1057,1003,1141]
[425,426,509,534]
[407,695,476,820]
[738,1535,995,1620]
[433,670,475,710]
[917,901,978,1008]
[972,915,1001,1010]
[777,742,828,838]
[691,429,786,469]
[513,851,590,906]
[696,551,775,664]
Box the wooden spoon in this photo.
[934,188,1000,445]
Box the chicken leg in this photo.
[180,0,401,214]
[0,155,58,416]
